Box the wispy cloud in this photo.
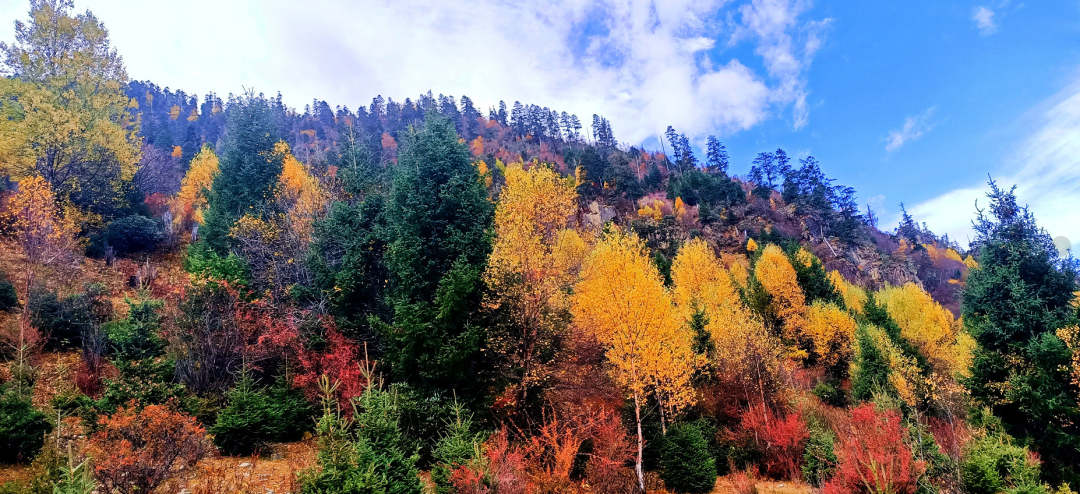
[908,77,1080,246]
[972,6,997,35]
[49,0,830,145]
[885,107,936,152]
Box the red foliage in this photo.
[75,358,109,398]
[823,404,925,494]
[143,192,170,217]
[928,416,973,460]
[87,402,211,494]
[451,429,531,494]
[293,326,373,413]
[737,405,809,480]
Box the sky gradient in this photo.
[2,0,1078,248]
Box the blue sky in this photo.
[2,0,1078,247]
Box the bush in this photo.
[211,372,314,456]
[0,274,18,312]
[431,402,483,494]
[98,215,164,256]
[960,435,1044,494]
[96,358,186,413]
[28,285,111,350]
[813,380,847,407]
[802,426,837,487]
[660,421,718,493]
[87,402,210,494]
[0,387,53,464]
[103,298,165,361]
[738,405,809,480]
[823,404,925,494]
[183,242,250,289]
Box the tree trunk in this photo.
[634,393,645,492]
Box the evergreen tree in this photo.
[705,136,729,174]
[382,115,494,397]
[963,180,1080,484]
[200,94,285,252]
[659,421,717,493]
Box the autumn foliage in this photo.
[822,404,925,494]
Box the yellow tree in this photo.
[171,145,219,234]
[827,270,867,315]
[272,141,328,242]
[0,1,140,218]
[572,230,697,491]
[876,283,974,379]
[673,239,784,408]
[802,301,857,369]
[485,162,583,402]
[754,244,807,341]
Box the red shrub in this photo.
[928,416,972,460]
[294,327,373,413]
[823,404,925,494]
[451,429,531,494]
[737,405,809,479]
[87,402,211,494]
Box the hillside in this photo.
[1,2,1079,494]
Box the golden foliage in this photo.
[1,175,77,268]
[572,230,698,417]
[1056,325,1080,401]
[754,244,806,339]
[828,270,867,315]
[171,146,219,229]
[674,197,687,220]
[746,237,758,253]
[636,198,666,221]
[171,145,182,159]
[876,283,974,379]
[802,301,857,368]
[272,141,328,242]
[794,247,817,268]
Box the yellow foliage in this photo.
[273,141,328,242]
[945,248,964,263]
[803,301,857,368]
[876,283,974,379]
[637,198,665,221]
[1056,325,1080,401]
[672,238,738,320]
[572,230,699,418]
[746,237,758,253]
[169,104,181,120]
[1,175,78,268]
[827,270,867,315]
[794,247,817,268]
[858,324,924,407]
[754,244,806,339]
[963,255,979,270]
[475,160,493,188]
[171,146,219,229]
[674,197,687,220]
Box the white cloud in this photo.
[3,0,828,145]
[972,6,997,35]
[908,78,1080,247]
[885,107,936,152]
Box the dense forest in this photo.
[1,1,1079,493]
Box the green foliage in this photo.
[200,95,286,253]
[430,401,483,494]
[802,425,837,487]
[28,284,111,350]
[667,168,745,214]
[102,298,164,361]
[659,421,718,494]
[0,273,18,312]
[812,380,847,407]
[961,435,1045,494]
[211,372,315,456]
[962,180,1080,484]
[851,324,893,402]
[52,456,97,494]
[0,386,53,464]
[90,215,164,257]
[787,248,842,306]
[183,242,251,289]
[299,385,422,494]
[95,358,185,413]
[308,195,388,340]
[381,116,493,396]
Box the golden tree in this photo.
[876,283,974,379]
[827,269,867,315]
[571,230,697,491]
[171,145,219,233]
[272,141,328,242]
[754,244,807,339]
[802,301,857,369]
[485,162,583,402]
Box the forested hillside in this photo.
[1,2,1078,493]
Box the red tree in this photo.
[737,405,809,479]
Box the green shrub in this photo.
[95,358,185,413]
[812,380,847,407]
[183,243,250,289]
[28,285,110,350]
[660,421,718,494]
[99,215,164,256]
[0,274,18,312]
[802,426,837,487]
[212,373,314,456]
[102,298,165,361]
[0,387,53,464]
[430,401,483,494]
[961,435,1045,494]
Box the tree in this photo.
[0,0,140,220]
[571,230,698,491]
[199,94,285,252]
[754,244,807,342]
[170,145,219,235]
[802,301,856,371]
[705,136,729,174]
[485,161,584,405]
[382,115,494,396]
[962,180,1080,483]
[659,421,717,493]
[0,385,52,464]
